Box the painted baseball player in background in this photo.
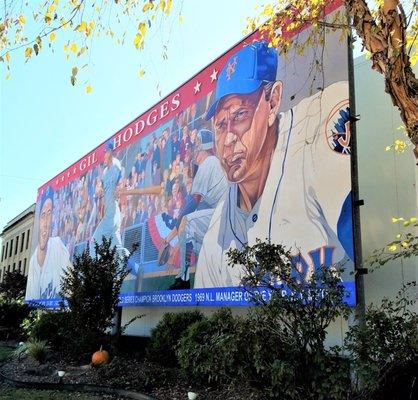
[195,41,354,288]
[163,129,228,289]
[90,140,140,283]
[26,187,71,299]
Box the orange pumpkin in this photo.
[91,346,109,366]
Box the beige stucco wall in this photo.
[355,57,418,306]
[0,204,35,282]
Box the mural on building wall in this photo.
[25,1,356,307]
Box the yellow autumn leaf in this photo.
[410,217,417,223]
[5,73,11,80]
[18,14,26,24]
[61,18,69,29]
[48,3,56,14]
[138,22,146,36]
[64,43,69,52]
[142,1,154,12]
[159,0,166,11]
[85,84,92,93]
[138,69,145,77]
[178,15,184,24]
[70,42,78,54]
[5,52,10,62]
[76,21,87,32]
[385,145,391,151]
[24,47,32,58]
[401,241,409,248]
[165,0,172,14]
[49,32,56,42]
[133,34,142,48]
[387,244,397,252]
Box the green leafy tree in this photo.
[345,283,418,399]
[59,237,129,357]
[0,270,27,300]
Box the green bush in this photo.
[0,298,33,339]
[148,310,204,366]
[22,310,70,350]
[0,270,27,300]
[345,284,418,399]
[177,308,247,385]
[58,238,129,361]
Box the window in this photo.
[9,239,13,258]
[12,262,15,271]
[5,242,8,260]
[7,265,10,273]
[21,232,25,252]
[18,260,22,272]
[23,258,27,275]
[15,236,19,255]
[26,229,30,250]
[1,245,4,262]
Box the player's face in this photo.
[38,199,53,251]
[104,150,112,165]
[213,87,270,183]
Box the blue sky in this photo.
[0,0,270,229]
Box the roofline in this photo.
[1,203,36,236]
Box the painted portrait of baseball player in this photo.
[194,40,354,288]
[26,186,71,300]
[90,139,141,283]
[162,129,228,289]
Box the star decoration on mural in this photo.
[210,69,218,82]
[193,81,201,94]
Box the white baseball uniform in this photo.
[91,157,126,254]
[194,81,353,288]
[26,236,71,300]
[177,155,228,281]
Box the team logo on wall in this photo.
[325,102,351,155]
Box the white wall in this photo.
[355,57,418,306]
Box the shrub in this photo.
[22,310,70,350]
[25,339,49,364]
[0,270,27,300]
[59,237,129,360]
[177,308,248,385]
[0,298,33,339]
[345,283,418,400]
[148,310,204,366]
[225,240,352,399]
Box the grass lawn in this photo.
[0,386,114,400]
[0,346,13,362]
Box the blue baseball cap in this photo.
[105,139,115,152]
[196,129,214,151]
[40,186,54,211]
[206,41,278,120]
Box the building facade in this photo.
[0,204,36,282]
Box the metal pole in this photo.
[347,30,366,325]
